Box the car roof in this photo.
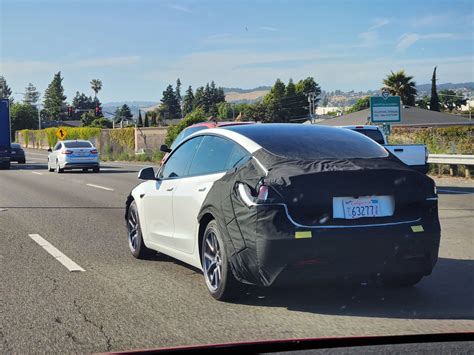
[187,121,255,129]
[339,125,381,130]
[60,139,92,143]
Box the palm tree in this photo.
[382,70,417,106]
[90,79,103,100]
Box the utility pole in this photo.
[307,92,316,123]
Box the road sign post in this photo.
[370,92,401,123]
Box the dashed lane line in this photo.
[28,234,85,272]
[86,183,115,191]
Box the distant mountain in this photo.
[416,82,474,92]
[102,101,158,119]
[223,86,271,94]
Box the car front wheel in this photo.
[202,220,242,301]
[127,200,155,259]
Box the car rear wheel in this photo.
[47,161,54,172]
[380,273,423,288]
[55,161,63,174]
[127,200,155,259]
[93,166,100,173]
[82,168,89,172]
[202,220,242,301]
[18,159,25,164]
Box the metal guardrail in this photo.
[428,154,474,166]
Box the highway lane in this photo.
[1,150,473,353]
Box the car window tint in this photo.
[353,129,385,145]
[188,136,237,176]
[225,144,249,170]
[54,142,61,151]
[161,136,203,179]
[11,143,21,149]
[64,141,92,148]
[170,126,208,149]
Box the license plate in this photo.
[342,197,382,219]
[76,151,87,156]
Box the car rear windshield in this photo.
[351,129,385,145]
[225,124,389,160]
[11,143,21,149]
[63,141,92,148]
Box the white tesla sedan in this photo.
[47,140,100,173]
[126,124,440,301]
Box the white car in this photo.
[125,124,440,301]
[47,140,100,173]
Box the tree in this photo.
[10,103,38,134]
[439,90,467,112]
[90,117,112,128]
[346,96,370,113]
[165,107,207,146]
[430,66,440,112]
[23,83,40,105]
[90,79,103,100]
[137,110,143,127]
[285,78,296,98]
[144,112,149,127]
[43,71,67,121]
[113,104,133,125]
[150,111,158,126]
[416,95,430,109]
[182,85,194,116]
[382,70,417,106]
[175,78,182,107]
[161,84,181,119]
[80,111,96,126]
[217,102,232,120]
[0,76,13,102]
[71,91,98,120]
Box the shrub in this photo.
[165,107,207,146]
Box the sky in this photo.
[1,0,473,103]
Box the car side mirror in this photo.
[47,148,52,152]
[160,144,171,153]
[138,167,156,180]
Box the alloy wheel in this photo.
[203,229,222,292]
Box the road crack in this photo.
[73,300,112,351]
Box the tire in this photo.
[201,220,242,301]
[55,161,63,174]
[0,162,10,170]
[127,200,155,259]
[93,166,100,173]
[18,159,26,164]
[380,273,423,288]
[47,161,54,172]
[82,168,89,172]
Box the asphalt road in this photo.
[1,149,473,353]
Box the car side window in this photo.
[188,136,247,176]
[160,136,203,179]
[225,144,250,170]
[54,142,61,151]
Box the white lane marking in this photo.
[86,183,114,191]
[28,234,85,272]
[31,171,44,175]
[437,189,473,195]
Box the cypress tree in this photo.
[430,66,440,112]
[137,110,143,126]
[144,112,149,127]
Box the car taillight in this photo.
[90,149,98,154]
[61,150,73,154]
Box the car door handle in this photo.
[394,148,404,152]
[198,187,207,192]
[166,187,174,191]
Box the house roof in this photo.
[315,106,472,127]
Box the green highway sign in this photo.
[370,94,401,123]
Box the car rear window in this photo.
[225,124,389,160]
[63,141,92,148]
[351,129,385,145]
[11,143,21,149]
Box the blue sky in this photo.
[1,0,473,102]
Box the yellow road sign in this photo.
[56,128,68,140]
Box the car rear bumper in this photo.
[9,154,25,162]
[227,201,441,287]
[62,162,100,169]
